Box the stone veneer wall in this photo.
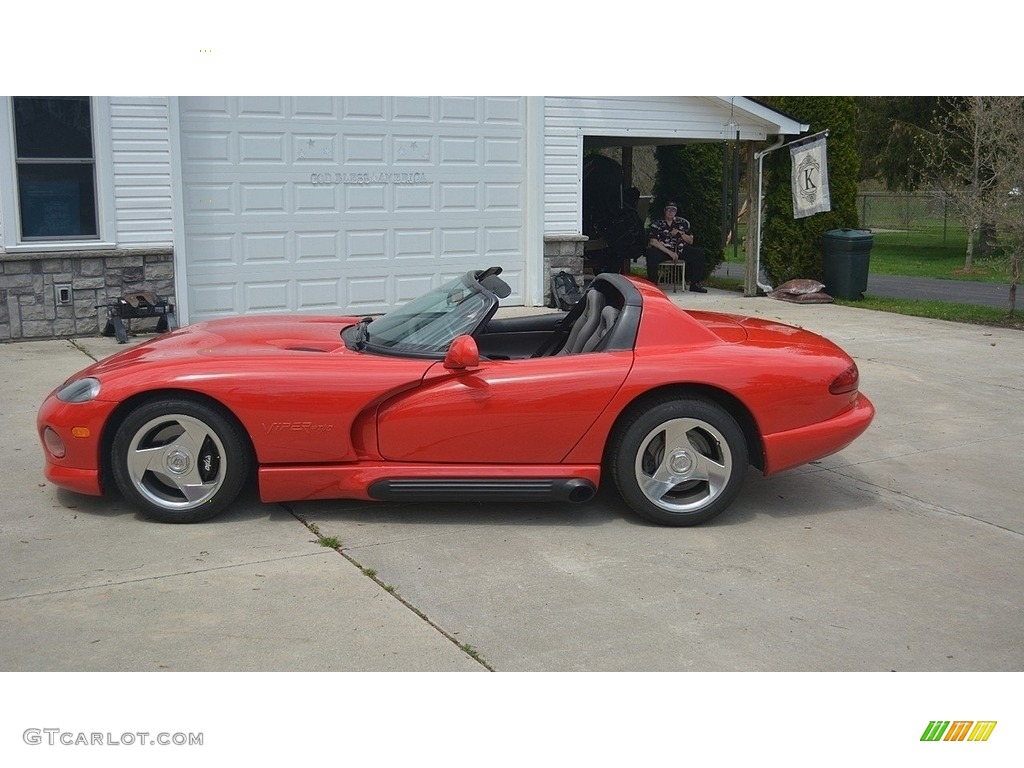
[2,240,586,338]
[0,248,175,341]
[542,235,587,305]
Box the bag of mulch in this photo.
[770,279,834,304]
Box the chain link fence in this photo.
[857,192,954,242]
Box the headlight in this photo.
[56,377,101,403]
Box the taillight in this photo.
[829,363,859,395]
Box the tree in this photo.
[652,143,725,273]
[982,100,1024,315]
[919,96,1024,313]
[1005,189,1024,315]
[856,97,942,191]
[758,97,860,285]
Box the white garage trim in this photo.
[169,97,190,323]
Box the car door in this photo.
[375,350,633,464]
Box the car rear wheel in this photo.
[611,396,747,526]
[111,398,251,523]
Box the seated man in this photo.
[645,201,708,293]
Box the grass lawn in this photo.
[835,295,1024,331]
[723,226,1013,283]
[711,226,1022,329]
[868,228,1013,283]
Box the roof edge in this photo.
[713,97,809,135]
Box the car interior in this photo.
[475,273,642,360]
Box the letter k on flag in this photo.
[791,136,831,219]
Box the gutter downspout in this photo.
[754,135,785,294]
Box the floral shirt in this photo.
[649,216,692,255]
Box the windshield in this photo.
[362,273,496,355]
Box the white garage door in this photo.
[176,96,527,323]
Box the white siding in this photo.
[543,130,582,238]
[543,96,777,235]
[111,97,174,246]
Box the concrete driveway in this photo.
[1,291,1021,673]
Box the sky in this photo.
[5,2,1016,95]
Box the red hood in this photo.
[77,315,361,380]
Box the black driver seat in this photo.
[557,289,605,355]
[581,305,621,353]
[533,273,640,358]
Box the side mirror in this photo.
[444,335,480,370]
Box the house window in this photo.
[13,97,98,240]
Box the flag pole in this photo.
[753,129,830,294]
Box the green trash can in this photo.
[822,228,873,299]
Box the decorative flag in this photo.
[791,137,831,219]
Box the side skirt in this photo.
[258,463,602,504]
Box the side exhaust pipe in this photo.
[369,478,598,504]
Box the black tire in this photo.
[111,397,251,523]
[610,396,748,526]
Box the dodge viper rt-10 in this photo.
[38,267,873,526]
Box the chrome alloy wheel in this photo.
[633,417,734,513]
[125,413,228,510]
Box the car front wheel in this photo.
[611,396,748,526]
[111,398,251,523]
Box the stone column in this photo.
[542,234,587,306]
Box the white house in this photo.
[0,96,805,340]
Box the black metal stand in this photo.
[98,293,177,344]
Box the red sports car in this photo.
[37,267,873,526]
